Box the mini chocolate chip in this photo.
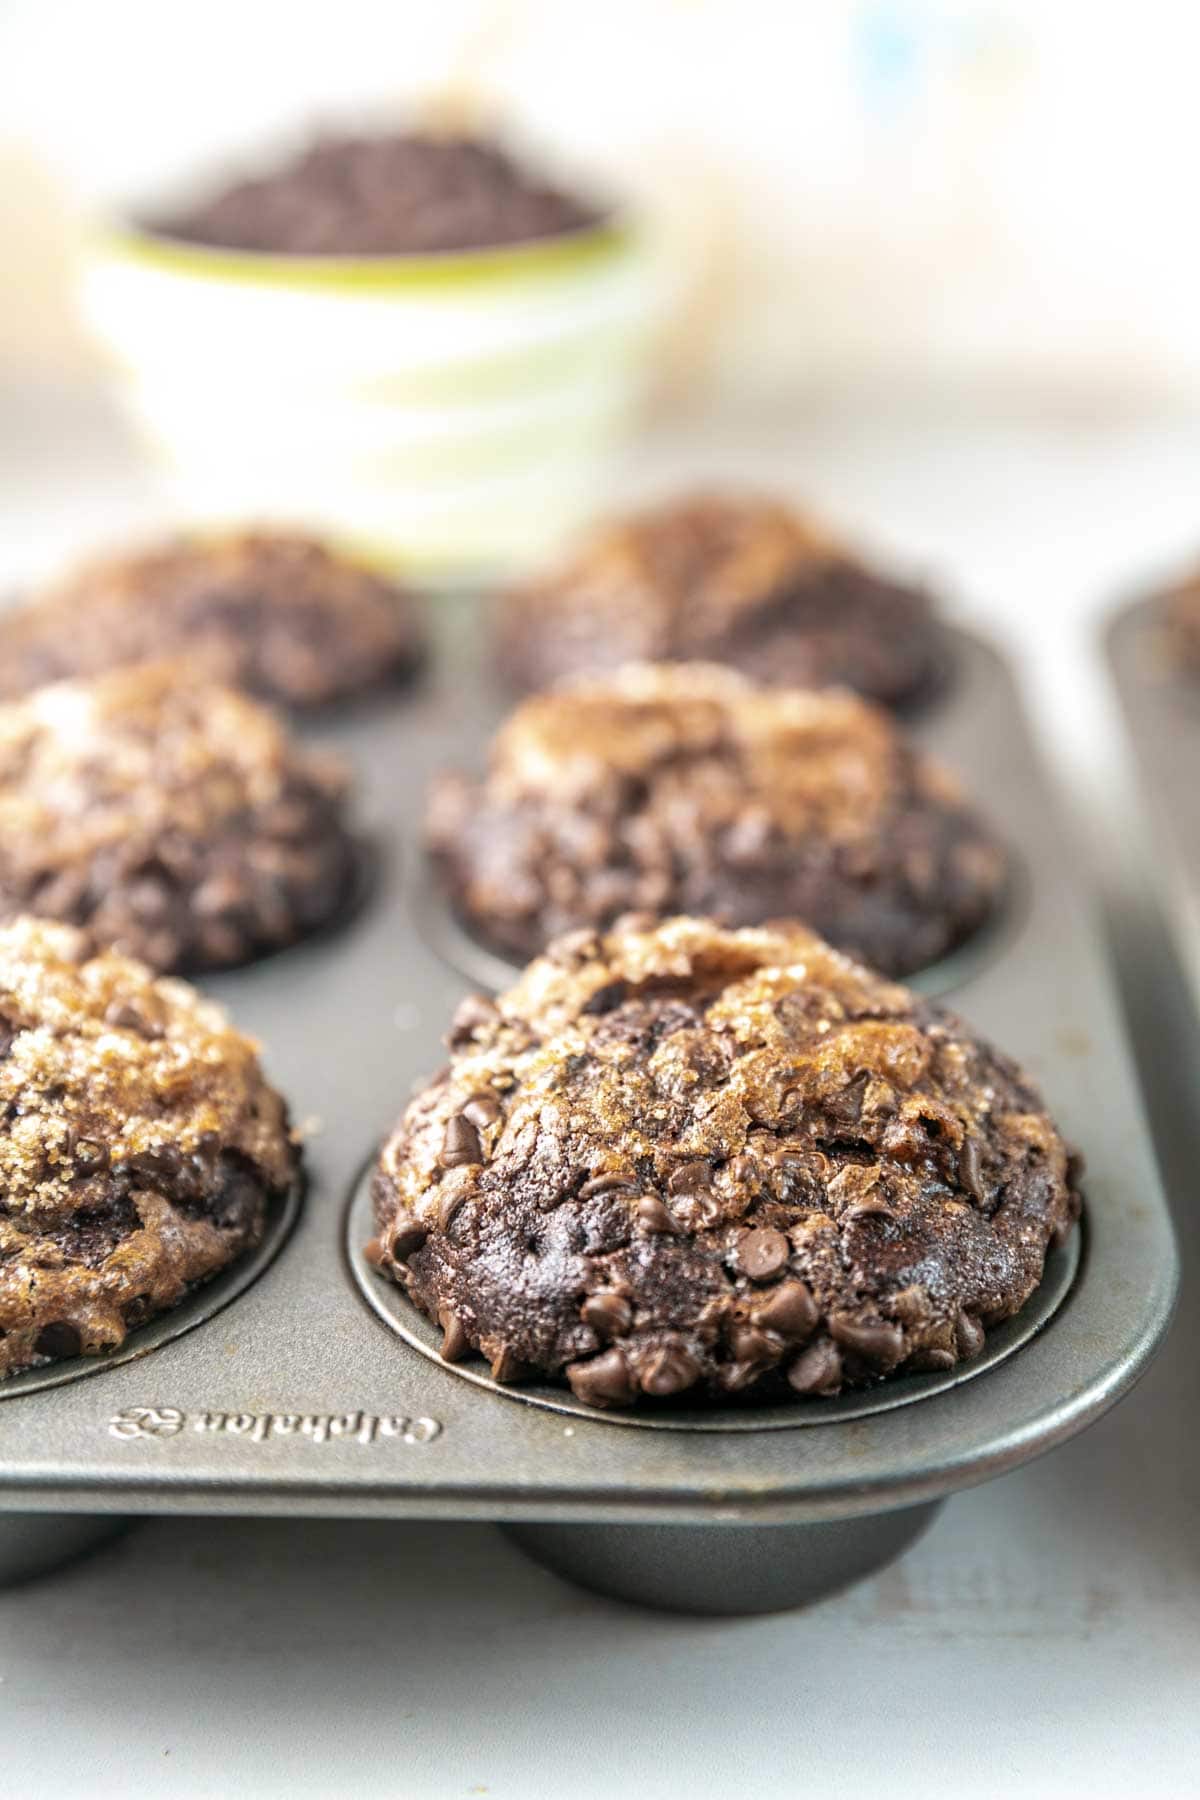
[641,1344,700,1398]
[636,1196,679,1233]
[438,1306,469,1363]
[909,1346,957,1372]
[578,1172,638,1199]
[461,1091,501,1130]
[751,1279,819,1342]
[490,1345,525,1383]
[363,1236,386,1269]
[581,1291,633,1339]
[566,1347,636,1408]
[580,980,628,1016]
[735,1226,790,1283]
[841,1197,894,1224]
[34,1320,81,1361]
[438,1186,469,1230]
[787,1337,843,1396]
[439,1114,482,1169]
[668,1159,713,1195]
[828,1313,904,1366]
[955,1309,986,1359]
[390,1217,427,1262]
[104,998,165,1040]
[447,993,498,1047]
[73,1139,110,1174]
[730,1323,779,1365]
[958,1134,988,1206]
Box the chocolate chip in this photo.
[636,1195,679,1233]
[787,1337,843,1396]
[640,1343,700,1397]
[581,1291,633,1338]
[566,1347,636,1408]
[34,1320,81,1361]
[363,1236,386,1269]
[104,997,165,1040]
[958,1134,988,1205]
[439,1114,482,1169]
[461,1091,501,1130]
[390,1217,427,1262]
[841,1197,894,1224]
[909,1345,956,1372]
[580,980,628,1016]
[438,1305,469,1362]
[438,1185,469,1230]
[955,1309,986,1359]
[668,1159,713,1195]
[578,1172,637,1199]
[726,1152,759,1187]
[735,1226,790,1282]
[828,1313,904,1365]
[490,1344,526,1383]
[751,1279,818,1342]
[447,993,498,1048]
[729,1323,779,1365]
[73,1139,110,1174]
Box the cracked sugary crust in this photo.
[0,530,422,709]
[494,492,945,708]
[0,662,360,973]
[371,917,1081,1409]
[0,917,298,1379]
[428,663,1006,976]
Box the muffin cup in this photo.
[0,601,1176,1610]
[79,218,670,578]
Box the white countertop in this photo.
[1,385,1197,1798]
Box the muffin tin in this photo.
[1108,594,1200,1006]
[0,603,1178,1614]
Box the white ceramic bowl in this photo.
[80,214,668,579]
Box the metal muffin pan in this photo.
[1108,595,1200,1007]
[0,607,1178,1615]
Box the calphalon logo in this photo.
[109,1406,442,1445]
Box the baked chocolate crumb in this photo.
[156,131,604,256]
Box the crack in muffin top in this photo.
[0,529,421,708]
[371,917,1079,1409]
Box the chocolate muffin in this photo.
[157,130,604,256]
[0,916,297,1379]
[428,663,1006,977]
[370,916,1080,1409]
[0,663,359,972]
[495,492,944,708]
[0,529,421,709]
